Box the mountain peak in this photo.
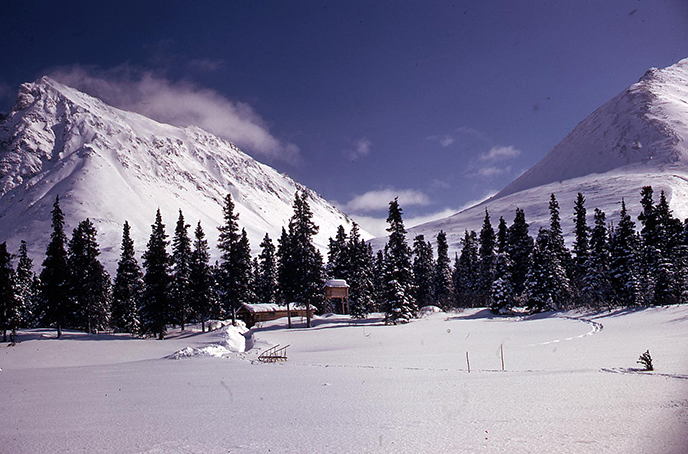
[494,58,688,200]
[0,79,369,268]
[380,58,688,257]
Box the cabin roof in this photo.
[239,303,310,313]
[324,279,349,288]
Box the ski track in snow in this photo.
[600,368,688,380]
[528,315,603,347]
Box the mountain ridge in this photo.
[0,77,369,269]
[374,58,688,253]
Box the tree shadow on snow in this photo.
[251,314,387,333]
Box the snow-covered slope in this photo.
[0,77,369,268]
[386,58,688,253]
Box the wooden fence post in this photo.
[501,344,505,371]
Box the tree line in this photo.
[1,185,685,341]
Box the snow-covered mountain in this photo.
[0,77,369,269]
[380,57,688,253]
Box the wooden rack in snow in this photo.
[258,344,290,363]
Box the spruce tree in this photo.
[490,252,514,314]
[434,230,454,309]
[68,219,111,334]
[506,208,533,297]
[141,209,171,339]
[327,225,350,281]
[15,241,35,329]
[478,209,496,302]
[189,221,214,331]
[234,229,256,308]
[382,198,416,324]
[582,208,612,307]
[572,193,590,275]
[40,195,71,338]
[638,186,658,248]
[347,224,376,318]
[217,193,252,324]
[276,227,296,328]
[217,193,240,322]
[548,193,572,275]
[524,228,571,312]
[496,217,508,253]
[286,191,324,327]
[112,221,143,334]
[171,210,192,330]
[412,235,435,308]
[454,230,479,307]
[0,243,19,342]
[255,233,277,306]
[571,193,590,302]
[372,249,386,310]
[610,200,643,306]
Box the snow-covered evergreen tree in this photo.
[0,242,19,342]
[610,200,643,306]
[217,193,243,324]
[276,227,296,327]
[434,230,454,309]
[548,193,573,277]
[171,210,192,330]
[524,228,571,312]
[496,216,508,253]
[383,198,416,324]
[347,224,376,318]
[112,221,143,334]
[506,208,533,297]
[572,192,590,287]
[15,241,36,328]
[286,191,324,327]
[372,249,386,310]
[490,252,514,314]
[413,235,435,308]
[327,225,350,281]
[234,229,256,308]
[255,233,278,306]
[141,209,171,339]
[477,209,496,302]
[39,195,71,338]
[68,219,111,334]
[453,230,479,307]
[189,221,215,331]
[581,208,613,307]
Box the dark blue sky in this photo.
[1,1,687,235]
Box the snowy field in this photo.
[2,306,688,453]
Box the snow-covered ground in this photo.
[2,306,687,453]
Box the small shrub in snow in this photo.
[637,350,653,371]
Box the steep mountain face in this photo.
[497,58,688,199]
[377,58,688,254]
[0,77,369,268]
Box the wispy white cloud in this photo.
[478,166,512,177]
[49,65,300,164]
[455,126,492,143]
[479,145,520,162]
[347,137,372,160]
[343,188,431,213]
[427,134,454,147]
[348,190,497,239]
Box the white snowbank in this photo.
[417,305,444,317]
[169,321,250,359]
